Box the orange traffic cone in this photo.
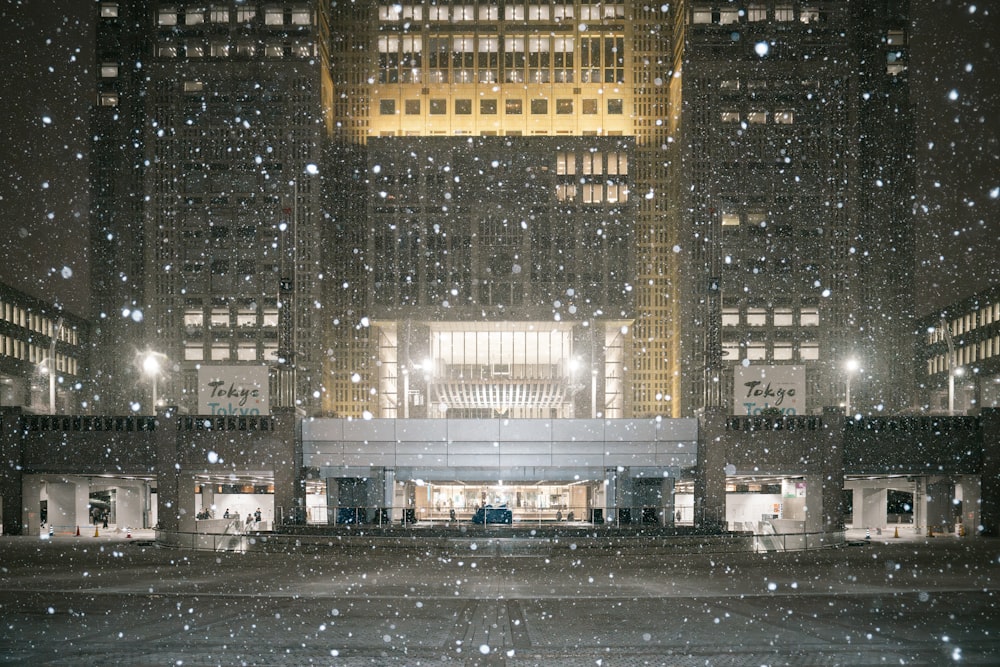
[893,526,899,539]
[94,525,99,537]
[75,526,80,536]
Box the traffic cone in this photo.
[48,525,53,537]
[126,528,132,539]
[893,526,899,539]
[926,524,934,538]
[94,525,99,537]
[865,528,870,540]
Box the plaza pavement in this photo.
[0,527,997,666]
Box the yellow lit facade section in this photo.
[325,1,685,419]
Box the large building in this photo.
[89,1,915,420]
[90,1,332,414]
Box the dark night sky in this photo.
[0,2,997,319]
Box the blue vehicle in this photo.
[471,504,513,524]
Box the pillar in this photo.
[201,482,215,517]
[926,478,956,534]
[660,476,676,527]
[803,475,825,534]
[855,487,888,532]
[0,407,25,535]
[177,475,197,533]
[696,408,727,531]
[956,475,980,536]
[325,477,339,524]
[21,475,42,537]
[980,408,1000,536]
[603,467,617,524]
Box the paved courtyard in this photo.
[0,530,997,666]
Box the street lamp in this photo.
[950,366,965,415]
[844,357,859,417]
[141,352,164,414]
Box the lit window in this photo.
[211,344,231,361]
[747,343,766,360]
[721,111,740,123]
[505,99,523,115]
[775,5,794,21]
[185,10,204,25]
[692,8,712,24]
[799,342,819,360]
[720,79,739,90]
[210,6,229,22]
[184,343,204,361]
[504,5,525,20]
[183,79,203,91]
[719,9,739,24]
[184,310,204,329]
[186,43,205,58]
[210,42,229,57]
[722,341,740,360]
[264,8,284,25]
[721,213,740,227]
[746,213,767,227]
[774,308,793,326]
[582,183,604,204]
[800,307,819,326]
[99,92,119,107]
[746,4,766,21]
[158,8,177,25]
[100,3,119,18]
[773,343,793,360]
[556,152,576,175]
[800,7,820,23]
[237,343,257,361]
[291,8,312,25]
[262,308,279,328]
[774,110,794,124]
[747,308,767,326]
[236,7,255,22]
[555,183,577,202]
[210,309,229,328]
[722,307,740,327]
[606,183,627,203]
[747,111,766,124]
[100,63,119,78]
[886,30,906,46]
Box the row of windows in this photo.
[378,3,626,23]
[722,340,820,362]
[185,341,280,362]
[156,6,313,27]
[720,110,795,125]
[378,35,624,84]
[0,301,79,344]
[927,335,1000,376]
[554,182,628,204]
[0,336,78,375]
[691,4,825,25]
[927,301,1000,343]
[184,308,280,330]
[722,306,820,327]
[380,97,623,116]
[556,151,628,176]
[154,40,315,59]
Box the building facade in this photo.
[0,283,89,414]
[89,1,915,420]
[917,285,1000,415]
[90,1,332,414]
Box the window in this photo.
[746,213,767,227]
[210,308,229,328]
[455,99,472,115]
[184,343,204,361]
[606,152,627,175]
[185,10,204,25]
[158,8,177,25]
[747,111,766,124]
[722,341,740,361]
[773,343,793,361]
[800,307,819,326]
[186,43,204,58]
[528,4,550,20]
[774,308,793,326]
[405,99,421,115]
[582,183,603,204]
[800,6,820,23]
[505,99,523,115]
[607,99,623,114]
[721,213,740,227]
[692,8,712,24]
[211,343,231,361]
[722,307,740,327]
[886,30,906,46]
[262,308,279,328]
[747,4,766,21]
[606,184,627,203]
[291,7,312,24]
[237,343,257,361]
[582,99,598,115]
[799,342,819,361]
[556,152,576,175]
[774,111,794,124]
[184,309,204,330]
[775,5,794,21]
[582,152,603,175]
[429,99,446,115]
[210,6,229,22]
[556,99,573,114]
[746,343,766,360]
[99,93,119,107]
[236,6,255,21]
[719,9,739,24]
[720,79,739,90]
[556,183,577,202]
[530,99,548,114]
[264,8,285,25]
[721,111,740,123]
[210,41,229,57]
[480,99,497,115]
[380,99,396,115]
[747,308,767,326]
[100,3,119,18]
[100,63,119,78]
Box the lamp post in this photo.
[142,352,163,414]
[844,357,859,417]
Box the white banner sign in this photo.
[198,366,270,415]
[733,365,805,416]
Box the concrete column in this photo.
[21,475,42,536]
[177,475,197,533]
[660,477,676,527]
[696,408,727,531]
[913,477,927,535]
[980,408,1000,536]
[603,467,616,524]
[44,477,78,532]
[382,468,395,524]
[859,487,888,533]
[819,406,846,534]
[0,408,25,535]
[325,478,339,524]
[116,481,147,530]
[155,407,179,532]
[201,482,215,517]
[956,475,980,536]
[270,407,301,526]
[926,478,956,534]
[802,475,824,534]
